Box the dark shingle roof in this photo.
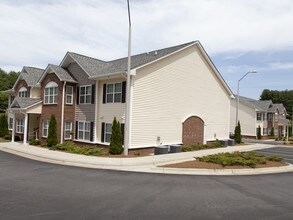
[22,67,44,87]
[68,41,196,77]
[268,103,286,113]
[48,64,77,83]
[237,96,273,111]
[10,97,41,109]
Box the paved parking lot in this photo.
[1,150,293,219]
[255,146,293,164]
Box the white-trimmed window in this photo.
[44,81,58,104]
[65,122,72,139]
[78,121,91,141]
[257,113,262,121]
[66,86,73,104]
[79,85,92,104]
[9,117,13,130]
[106,83,122,103]
[16,119,24,133]
[42,120,49,137]
[104,123,112,142]
[18,87,27,97]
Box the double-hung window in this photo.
[66,86,73,104]
[257,113,262,121]
[43,120,49,137]
[18,87,27,97]
[65,122,72,139]
[104,123,112,142]
[79,85,92,104]
[78,121,91,141]
[16,119,24,133]
[44,81,58,104]
[106,83,122,103]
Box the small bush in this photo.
[51,141,106,156]
[0,114,8,137]
[182,141,224,152]
[234,121,242,144]
[47,114,58,148]
[196,151,283,168]
[257,125,262,139]
[4,134,11,140]
[29,139,41,146]
[109,117,123,155]
[133,151,141,156]
[14,135,21,141]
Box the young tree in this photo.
[47,114,58,147]
[234,121,242,144]
[109,117,123,155]
[257,125,262,140]
[270,127,275,138]
[0,114,8,137]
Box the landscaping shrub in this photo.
[234,121,242,144]
[182,140,224,152]
[0,114,8,137]
[4,134,11,140]
[109,117,123,155]
[270,127,275,138]
[196,151,283,168]
[257,125,262,140]
[51,141,106,156]
[47,114,58,148]
[29,139,41,146]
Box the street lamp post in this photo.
[235,70,257,126]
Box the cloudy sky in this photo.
[1,0,292,99]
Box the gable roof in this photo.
[60,41,234,97]
[9,97,42,109]
[13,66,44,89]
[38,64,77,84]
[61,41,197,77]
[268,103,286,114]
[237,95,288,113]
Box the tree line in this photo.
[260,89,293,118]
[0,68,19,112]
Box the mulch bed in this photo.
[160,159,288,169]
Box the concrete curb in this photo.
[0,142,292,175]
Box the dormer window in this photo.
[18,87,27,97]
[44,81,58,104]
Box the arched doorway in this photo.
[182,116,204,145]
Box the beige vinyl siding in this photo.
[31,87,41,98]
[131,45,231,148]
[230,99,256,136]
[97,77,126,142]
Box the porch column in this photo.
[23,113,28,145]
[11,112,15,142]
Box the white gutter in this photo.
[60,81,66,144]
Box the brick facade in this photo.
[39,73,76,142]
[14,79,30,97]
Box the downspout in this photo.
[60,81,66,144]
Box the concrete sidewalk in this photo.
[0,142,292,175]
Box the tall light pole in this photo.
[124,0,132,155]
[235,70,257,126]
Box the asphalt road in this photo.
[255,146,293,164]
[1,151,293,220]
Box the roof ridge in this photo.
[24,66,44,71]
[106,41,197,63]
[68,52,107,63]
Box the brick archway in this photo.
[182,116,204,145]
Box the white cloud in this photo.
[1,0,293,71]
